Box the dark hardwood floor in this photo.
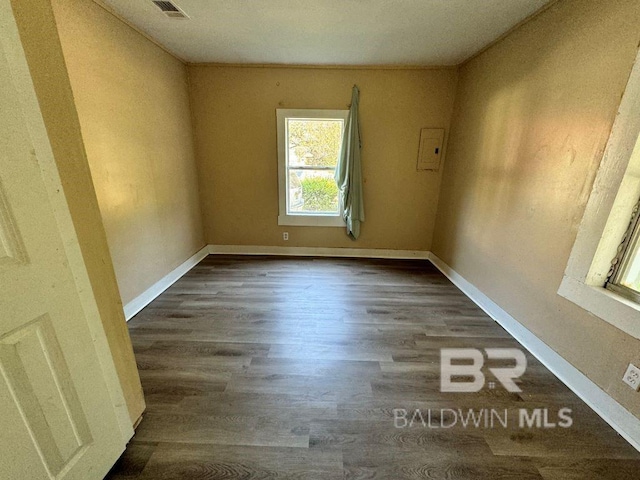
[106,255,640,479]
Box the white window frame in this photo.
[605,197,640,304]
[558,48,640,340]
[276,109,348,227]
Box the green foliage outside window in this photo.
[300,176,339,212]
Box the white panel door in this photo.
[0,1,133,479]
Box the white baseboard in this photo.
[208,244,430,260]
[123,245,209,321]
[427,252,640,452]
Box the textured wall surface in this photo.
[432,0,640,417]
[189,65,457,250]
[52,0,205,305]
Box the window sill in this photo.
[558,275,640,339]
[278,214,345,227]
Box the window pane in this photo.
[285,117,343,216]
[620,238,640,293]
[288,169,339,214]
[287,119,343,168]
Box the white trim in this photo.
[277,214,344,227]
[558,276,640,339]
[123,246,209,321]
[428,252,640,452]
[208,244,430,259]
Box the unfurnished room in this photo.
[1,0,640,479]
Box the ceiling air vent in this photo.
[152,1,189,19]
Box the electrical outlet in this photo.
[283,232,289,241]
[623,363,640,391]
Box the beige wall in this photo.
[51,0,205,305]
[11,0,144,423]
[432,0,640,416]
[189,66,457,250]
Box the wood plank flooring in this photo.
[106,255,640,479]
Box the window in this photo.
[276,109,348,226]
[606,197,640,303]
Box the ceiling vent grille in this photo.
[152,1,189,19]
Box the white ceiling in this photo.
[98,0,550,65]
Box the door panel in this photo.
[0,315,93,476]
[0,0,133,478]
[0,181,27,265]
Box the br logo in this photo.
[440,348,527,393]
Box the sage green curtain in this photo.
[335,85,364,240]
